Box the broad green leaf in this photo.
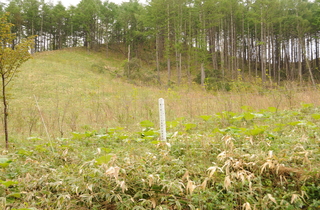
[144,136,156,140]
[244,112,255,121]
[246,126,268,136]
[71,132,86,140]
[0,162,9,168]
[248,128,265,136]
[0,157,10,163]
[34,145,48,152]
[199,115,212,121]
[0,180,18,188]
[97,134,108,139]
[267,133,276,139]
[225,127,247,134]
[241,105,253,112]
[140,120,154,128]
[85,131,95,137]
[288,121,303,126]
[301,103,313,108]
[227,111,237,117]
[268,107,277,112]
[0,157,12,168]
[107,128,116,135]
[143,130,156,136]
[212,128,227,134]
[290,111,299,116]
[233,115,244,121]
[95,155,112,165]
[17,149,33,156]
[7,193,21,198]
[176,117,185,122]
[107,127,124,134]
[167,121,178,129]
[311,114,320,120]
[101,147,112,153]
[221,111,236,118]
[273,126,283,132]
[214,113,222,119]
[184,123,197,131]
[118,135,128,140]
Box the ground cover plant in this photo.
[0,48,319,209]
[1,104,320,209]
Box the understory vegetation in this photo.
[0,48,319,209]
[1,104,320,209]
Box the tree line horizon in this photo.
[1,0,320,85]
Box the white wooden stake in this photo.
[159,98,167,141]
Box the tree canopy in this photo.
[1,0,320,85]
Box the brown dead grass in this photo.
[5,47,320,138]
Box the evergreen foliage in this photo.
[1,0,320,84]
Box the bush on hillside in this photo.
[194,69,231,91]
[123,58,159,85]
[123,58,142,79]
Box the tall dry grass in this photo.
[2,47,320,142]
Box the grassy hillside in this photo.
[0,48,319,209]
[6,47,320,140]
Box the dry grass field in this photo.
[6,47,320,139]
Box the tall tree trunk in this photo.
[220,20,225,78]
[302,38,316,86]
[284,42,290,80]
[255,23,258,78]
[230,14,235,79]
[292,40,295,79]
[156,32,161,85]
[241,12,245,74]
[248,23,251,77]
[167,4,171,84]
[167,57,171,84]
[187,10,192,86]
[175,3,182,85]
[175,32,180,85]
[261,10,266,83]
[201,62,205,86]
[105,25,109,57]
[298,37,303,84]
[315,36,319,68]
[210,27,218,70]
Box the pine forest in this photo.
[1,0,320,86]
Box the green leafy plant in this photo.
[0,14,35,149]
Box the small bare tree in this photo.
[0,13,35,149]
